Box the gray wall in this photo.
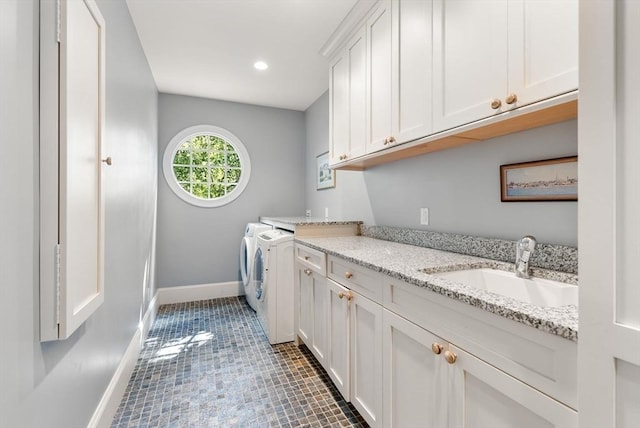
[0,1,158,426]
[305,92,577,246]
[157,94,305,287]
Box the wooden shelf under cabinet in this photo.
[333,93,578,171]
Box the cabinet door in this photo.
[348,29,367,160]
[350,292,383,427]
[329,54,349,164]
[382,309,446,428]
[327,279,350,399]
[507,0,578,108]
[311,271,328,365]
[432,0,508,132]
[447,344,577,428]
[366,0,393,154]
[296,264,313,345]
[392,0,433,144]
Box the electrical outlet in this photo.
[420,208,429,225]
[305,209,311,218]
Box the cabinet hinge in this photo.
[55,243,61,325]
[56,0,61,43]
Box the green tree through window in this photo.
[172,135,243,199]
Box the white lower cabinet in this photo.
[296,263,313,345]
[382,309,445,427]
[448,343,577,428]
[382,308,577,428]
[310,272,328,364]
[296,246,578,427]
[296,263,328,365]
[349,288,383,427]
[327,279,351,399]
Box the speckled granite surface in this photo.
[362,225,578,274]
[260,216,363,227]
[296,236,578,341]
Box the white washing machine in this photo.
[240,222,272,311]
[253,229,295,344]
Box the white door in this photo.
[350,292,383,427]
[329,54,349,164]
[432,0,508,132]
[507,0,578,109]
[311,272,328,365]
[56,0,106,340]
[579,1,640,427]
[296,264,313,345]
[366,0,393,154]
[382,309,446,428]
[392,0,433,144]
[327,279,350,399]
[447,344,577,428]
[348,29,367,160]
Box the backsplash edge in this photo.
[361,225,578,275]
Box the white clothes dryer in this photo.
[240,222,272,311]
[253,229,294,344]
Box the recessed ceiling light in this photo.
[254,61,269,71]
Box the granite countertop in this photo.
[260,216,363,226]
[296,236,578,341]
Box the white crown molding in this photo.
[319,0,380,59]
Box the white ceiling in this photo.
[126,0,360,111]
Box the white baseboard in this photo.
[88,294,159,428]
[157,281,244,305]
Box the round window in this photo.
[162,125,251,207]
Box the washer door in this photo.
[254,247,265,301]
[240,236,251,287]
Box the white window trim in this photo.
[162,124,251,208]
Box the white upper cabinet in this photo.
[366,0,393,154]
[432,0,509,132]
[391,0,433,145]
[325,0,579,168]
[433,0,578,132]
[507,0,578,108]
[330,29,367,164]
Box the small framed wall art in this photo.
[316,152,335,190]
[500,156,578,202]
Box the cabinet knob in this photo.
[304,268,312,276]
[388,136,396,144]
[444,350,457,365]
[338,291,353,301]
[102,156,112,166]
[383,138,389,145]
[345,272,353,279]
[490,99,502,110]
[505,93,518,105]
[339,154,348,161]
[431,342,443,355]
[304,256,310,261]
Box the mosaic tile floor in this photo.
[112,297,367,428]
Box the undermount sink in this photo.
[432,268,578,308]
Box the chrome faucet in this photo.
[515,235,537,279]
